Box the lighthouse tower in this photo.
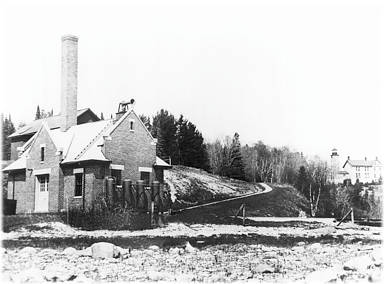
[330,148,340,183]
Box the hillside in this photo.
[164,166,310,221]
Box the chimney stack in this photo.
[61,35,78,131]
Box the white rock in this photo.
[130,249,142,257]
[185,242,197,253]
[254,264,274,273]
[63,247,77,255]
[344,255,373,271]
[90,242,121,259]
[19,246,37,255]
[305,267,342,283]
[169,247,183,255]
[310,243,322,250]
[371,249,383,266]
[148,245,160,251]
[297,241,306,246]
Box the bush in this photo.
[68,194,154,230]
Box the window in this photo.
[37,175,49,192]
[40,147,45,162]
[356,173,360,179]
[140,171,150,185]
[75,173,83,197]
[130,121,134,131]
[356,167,360,172]
[111,169,122,186]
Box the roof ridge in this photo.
[74,120,114,160]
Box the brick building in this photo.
[3,35,170,213]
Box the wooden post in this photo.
[66,196,69,224]
[151,201,154,226]
[137,180,145,210]
[106,178,114,208]
[242,203,246,226]
[234,204,244,218]
[336,208,353,227]
[351,208,354,224]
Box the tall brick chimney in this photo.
[61,35,78,131]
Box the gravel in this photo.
[1,220,383,283]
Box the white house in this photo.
[343,157,382,184]
[329,149,382,184]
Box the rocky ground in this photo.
[1,219,383,283]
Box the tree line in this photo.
[2,107,381,219]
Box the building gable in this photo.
[104,110,156,181]
[26,124,59,172]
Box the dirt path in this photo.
[173,182,273,213]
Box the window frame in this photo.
[40,146,45,162]
[37,174,49,192]
[74,173,84,197]
[129,119,135,132]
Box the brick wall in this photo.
[62,164,107,210]
[7,171,26,213]
[104,111,156,182]
[22,127,62,213]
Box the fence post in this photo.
[106,178,114,208]
[351,207,354,224]
[242,203,246,226]
[131,183,137,209]
[152,181,160,213]
[123,179,132,208]
[151,201,155,226]
[145,187,152,213]
[66,196,69,224]
[137,180,145,210]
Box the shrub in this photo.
[68,194,153,230]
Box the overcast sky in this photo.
[1,0,383,161]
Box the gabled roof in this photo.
[4,109,158,169]
[9,108,99,138]
[59,119,114,163]
[343,159,382,168]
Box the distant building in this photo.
[343,157,382,184]
[329,148,382,184]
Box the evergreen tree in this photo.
[176,115,209,170]
[35,105,41,120]
[227,133,245,180]
[151,109,178,163]
[2,114,15,160]
[100,112,104,120]
[296,166,308,195]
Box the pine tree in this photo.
[2,114,16,160]
[176,115,210,170]
[100,112,104,120]
[151,109,177,163]
[227,132,245,180]
[35,105,41,120]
